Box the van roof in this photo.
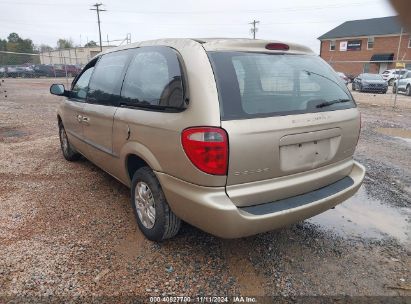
[103,38,315,55]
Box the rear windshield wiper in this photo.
[315,98,352,108]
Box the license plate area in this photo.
[279,129,341,172]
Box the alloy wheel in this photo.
[134,182,156,229]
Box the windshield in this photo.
[362,74,383,80]
[208,52,355,120]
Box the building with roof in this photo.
[318,16,411,76]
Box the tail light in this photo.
[181,127,228,175]
[265,43,289,51]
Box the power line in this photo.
[249,20,259,39]
[90,3,106,51]
[108,1,380,15]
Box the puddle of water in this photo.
[0,127,27,139]
[376,128,411,144]
[308,186,410,244]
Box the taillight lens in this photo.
[265,43,289,51]
[181,127,228,175]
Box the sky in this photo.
[0,0,397,54]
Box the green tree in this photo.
[7,33,20,43]
[57,38,73,50]
[0,38,7,65]
[84,40,98,48]
[0,33,37,65]
[37,44,53,52]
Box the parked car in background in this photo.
[352,73,388,93]
[54,64,81,77]
[393,70,411,96]
[33,64,66,77]
[337,72,349,85]
[50,38,364,241]
[346,74,356,83]
[6,66,36,78]
[381,69,409,86]
[0,66,6,77]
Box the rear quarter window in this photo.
[120,46,185,110]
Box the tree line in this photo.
[0,32,98,65]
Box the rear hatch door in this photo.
[208,51,360,206]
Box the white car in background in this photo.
[381,69,409,86]
[393,70,411,96]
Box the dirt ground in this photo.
[0,78,410,301]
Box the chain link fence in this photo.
[0,49,97,88]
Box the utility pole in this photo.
[90,3,106,52]
[393,27,403,108]
[249,20,260,39]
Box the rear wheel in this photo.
[392,84,397,94]
[59,123,81,161]
[131,167,181,241]
[352,83,356,91]
[388,78,394,86]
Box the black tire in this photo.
[58,123,81,161]
[131,166,181,241]
[388,78,394,86]
[358,84,363,92]
[392,84,397,94]
[352,83,356,91]
[406,85,411,96]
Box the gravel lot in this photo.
[0,78,410,301]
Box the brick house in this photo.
[318,16,411,76]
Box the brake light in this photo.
[181,127,228,175]
[265,43,289,51]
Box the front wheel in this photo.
[406,85,411,96]
[352,83,356,91]
[388,78,394,86]
[131,167,181,241]
[59,124,81,161]
[392,84,397,94]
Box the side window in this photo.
[87,50,131,106]
[329,40,336,51]
[71,67,94,100]
[121,46,185,109]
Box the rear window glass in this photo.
[208,52,355,120]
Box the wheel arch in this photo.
[57,114,62,125]
[125,154,151,183]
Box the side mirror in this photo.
[50,84,66,96]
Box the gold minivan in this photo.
[50,38,365,241]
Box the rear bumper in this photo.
[156,161,365,238]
